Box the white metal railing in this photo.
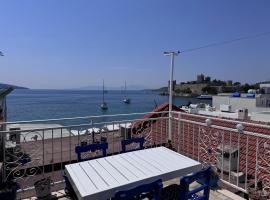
[171,111,270,196]
[1,110,270,198]
[0,111,169,198]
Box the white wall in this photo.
[213,96,270,113]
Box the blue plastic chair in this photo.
[75,142,108,162]
[179,167,212,200]
[62,172,77,199]
[114,179,163,200]
[121,137,145,153]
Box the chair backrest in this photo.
[114,179,163,200]
[121,137,144,153]
[179,167,212,200]
[75,142,108,162]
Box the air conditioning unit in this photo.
[217,144,239,172]
[238,108,249,120]
[220,104,231,112]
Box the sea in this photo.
[7,89,211,125]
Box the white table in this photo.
[65,147,202,200]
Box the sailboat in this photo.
[123,81,130,104]
[100,80,108,110]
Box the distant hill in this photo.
[0,83,28,89]
[152,87,168,92]
[78,84,148,90]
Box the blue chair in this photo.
[62,172,77,199]
[179,167,212,200]
[75,142,108,162]
[121,137,144,153]
[114,179,163,200]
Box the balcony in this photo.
[1,110,269,199]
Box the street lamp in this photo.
[164,51,180,141]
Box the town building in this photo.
[205,76,211,82]
[197,73,205,83]
[212,84,270,122]
[226,80,233,86]
[260,83,270,94]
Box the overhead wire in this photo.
[180,31,270,53]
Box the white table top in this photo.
[65,146,201,200]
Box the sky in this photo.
[0,0,270,89]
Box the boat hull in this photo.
[100,103,108,110]
[123,98,130,104]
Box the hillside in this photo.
[0,83,28,89]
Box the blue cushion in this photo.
[121,137,144,153]
[75,142,108,161]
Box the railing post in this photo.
[164,51,180,142]
[168,53,174,142]
[168,111,172,142]
[1,132,6,183]
[236,123,244,187]
[0,114,6,183]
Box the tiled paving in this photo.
[23,191,239,200]
[22,178,245,200]
[164,178,243,200]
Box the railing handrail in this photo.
[0,116,169,134]
[0,111,169,125]
[174,117,270,140]
[172,110,270,130]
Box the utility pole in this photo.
[163,51,180,141]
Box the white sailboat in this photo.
[100,80,108,110]
[123,81,130,104]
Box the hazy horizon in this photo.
[1,0,270,89]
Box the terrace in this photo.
[1,107,269,199]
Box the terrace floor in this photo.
[22,178,245,200]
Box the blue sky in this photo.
[0,0,270,89]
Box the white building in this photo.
[260,83,270,94]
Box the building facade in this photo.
[197,73,205,83]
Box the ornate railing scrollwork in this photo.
[4,130,44,189]
[257,141,270,194]
[198,122,221,167]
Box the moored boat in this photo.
[197,94,212,100]
[100,80,108,110]
[123,81,130,104]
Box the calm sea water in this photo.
[7,89,211,124]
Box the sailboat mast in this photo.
[102,79,105,103]
[125,80,128,98]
